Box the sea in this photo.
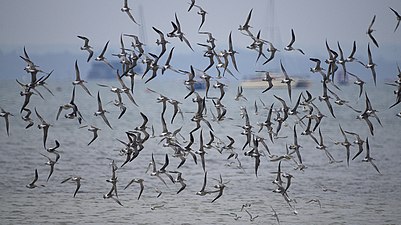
[0,76,400,225]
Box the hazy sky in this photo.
[1,0,400,54]
[0,0,401,81]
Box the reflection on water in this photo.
[0,79,400,224]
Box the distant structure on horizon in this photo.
[87,61,142,80]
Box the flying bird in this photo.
[358,43,377,86]
[363,137,381,174]
[193,4,207,31]
[40,153,57,181]
[73,60,93,97]
[347,72,365,98]
[26,169,41,189]
[124,178,144,200]
[80,125,101,145]
[94,91,113,129]
[121,0,140,25]
[95,41,114,69]
[77,35,94,62]
[35,108,52,149]
[389,7,401,32]
[152,26,169,58]
[0,106,13,136]
[284,29,305,55]
[280,60,293,101]
[238,9,253,36]
[61,176,82,197]
[366,15,379,48]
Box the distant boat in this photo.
[241,72,311,89]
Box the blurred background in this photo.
[0,0,400,81]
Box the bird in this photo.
[284,29,305,54]
[103,186,123,207]
[245,209,259,222]
[366,15,379,48]
[327,88,361,113]
[257,102,275,142]
[161,47,179,75]
[106,160,119,198]
[94,91,113,129]
[211,174,227,203]
[40,153,57,182]
[235,86,247,101]
[263,41,279,65]
[72,60,92,97]
[152,26,169,58]
[306,199,322,208]
[35,108,52,149]
[280,61,293,101]
[95,41,114,69]
[363,137,381,174]
[199,31,216,49]
[357,92,381,136]
[196,130,207,172]
[149,153,168,186]
[150,204,165,210]
[182,65,197,99]
[256,71,274,93]
[168,98,183,124]
[347,72,365,98]
[124,33,145,54]
[344,41,358,64]
[227,31,239,72]
[108,88,127,119]
[36,70,54,96]
[116,70,139,106]
[196,171,209,196]
[246,30,268,63]
[319,78,336,118]
[56,86,83,122]
[229,213,242,221]
[187,0,196,12]
[238,9,253,36]
[124,178,144,200]
[0,106,13,136]
[172,171,187,194]
[244,137,261,177]
[167,13,194,51]
[336,41,348,80]
[192,4,207,31]
[390,7,401,32]
[213,80,227,101]
[158,154,175,184]
[197,43,215,72]
[271,206,281,225]
[364,91,382,127]
[197,69,212,97]
[336,124,352,167]
[121,0,139,25]
[358,43,377,86]
[80,125,101,145]
[289,124,305,170]
[61,176,82,197]
[21,108,34,129]
[344,130,365,161]
[26,169,41,189]
[77,35,94,62]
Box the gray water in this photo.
[0,78,400,225]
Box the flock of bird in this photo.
[1,0,401,223]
